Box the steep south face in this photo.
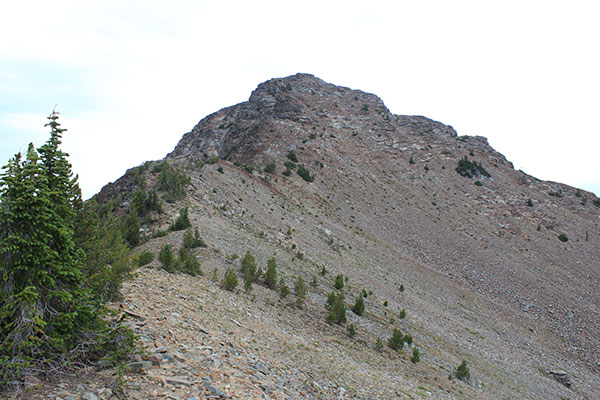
[165,73,600,372]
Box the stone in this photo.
[548,369,572,388]
[127,360,153,372]
[82,392,99,400]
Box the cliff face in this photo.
[93,73,599,399]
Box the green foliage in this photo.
[170,207,192,231]
[404,334,413,345]
[455,360,470,381]
[282,168,292,176]
[264,161,276,173]
[409,156,415,165]
[399,309,406,319]
[297,164,314,182]
[243,164,254,174]
[0,112,135,389]
[593,198,600,208]
[558,233,569,242]
[155,161,190,202]
[265,257,278,289]
[375,337,384,352]
[130,189,162,217]
[383,300,388,307]
[351,295,365,316]
[217,166,224,174]
[158,244,175,272]
[240,251,259,292]
[183,227,207,248]
[284,160,296,170]
[294,276,307,306]
[362,288,368,298]
[176,246,202,276]
[474,180,483,187]
[334,274,345,290]
[455,156,490,179]
[399,284,405,292]
[526,198,533,207]
[319,266,327,276]
[411,348,421,363]
[121,213,141,248]
[206,156,219,164]
[279,278,290,298]
[295,251,304,260]
[287,150,298,162]
[311,275,318,287]
[137,250,154,267]
[223,268,238,291]
[388,328,405,351]
[346,323,357,337]
[326,292,346,324]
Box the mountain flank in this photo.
[33,73,599,399]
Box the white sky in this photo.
[1,1,599,199]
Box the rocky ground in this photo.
[12,73,599,399]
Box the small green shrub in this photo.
[334,274,344,290]
[265,257,278,289]
[474,180,483,186]
[558,233,569,242]
[264,162,276,173]
[121,213,141,247]
[319,266,327,276]
[243,164,254,174]
[282,168,292,176]
[223,268,238,290]
[455,360,470,381]
[399,309,406,319]
[279,278,290,298]
[155,161,190,202]
[388,328,405,351]
[352,295,365,316]
[383,300,388,307]
[455,156,490,179]
[177,247,202,276]
[158,244,175,272]
[137,250,154,267]
[411,348,421,363]
[217,166,224,173]
[346,323,357,337]
[294,276,307,306]
[326,292,346,324]
[297,164,314,182]
[183,227,207,248]
[284,161,296,170]
[375,337,384,352]
[593,198,600,208]
[207,157,219,164]
[409,156,415,165]
[287,150,298,162]
[310,275,318,287]
[170,207,192,231]
[526,198,533,207]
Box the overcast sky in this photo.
[1,1,599,199]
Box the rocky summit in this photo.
[28,74,600,399]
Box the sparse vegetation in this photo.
[346,323,357,336]
[411,348,421,363]
[388,328,405,351]
[183,227,207,248]
[375,337,384,352]
[155,160,191,202]
[294,276,307,306]
[265,257,278,289]
[455,360,470,381]
[352,294,365,316]
[558,233,569,242]
[264,161,276,173]
[158,244,176,272]
[223,268,238,291]
[137,250,154,267]
[455,156,490,179]
[334,274,345,290]
[399,309,406,319]
[287,150,298,162]
[279,278,290,298]
[297,164,314,182]
[170,207,192,231]
[326,291,346,324]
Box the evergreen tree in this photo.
[352,294,365,316]
[265,257,278,289]
[0,112,134,388]
[294,276,307,306]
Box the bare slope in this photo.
[90,73,599,399]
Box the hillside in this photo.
[30,74,599,399]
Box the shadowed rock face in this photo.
[95,73,600,399]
